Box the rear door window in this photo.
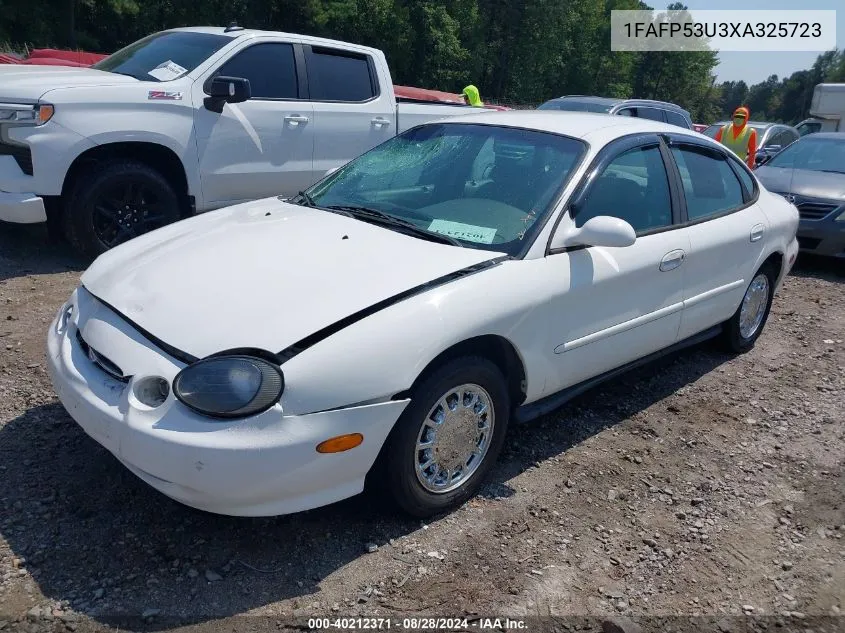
[671,145,746,221]
[307,47,377,102]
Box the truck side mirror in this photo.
[203,76,251,113]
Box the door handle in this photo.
[659,249,685,272]
[371,117,391,128]
[750,223,765,242]
[284,114,309,126]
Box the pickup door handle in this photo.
[750,223,765,242]
[659,249,686,272]
[284,114,309,125]
[371,117,391,128]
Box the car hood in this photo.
[756,166,845,202]
[81,198,504,360]
[0,65,137,101]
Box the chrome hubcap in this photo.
[414,383,495,494]
[739,273,770,339]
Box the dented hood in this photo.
[81,198,502,360]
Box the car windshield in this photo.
[93,31,231,82]
[303,123,586,255]
[766,136,845,173]
[538,100,614,113]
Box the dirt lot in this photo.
[0,223,843,633]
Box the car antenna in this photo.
[224,21,244,33]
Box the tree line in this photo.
[2,0,843,124]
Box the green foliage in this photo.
[1,0,841,124]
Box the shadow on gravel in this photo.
[0,341,730,631]
[789,253,844,284]
[0,223,87,282]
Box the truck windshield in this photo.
[93,31,231,82]
[302,123,587,255]
[766,136,845,174]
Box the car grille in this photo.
[796,202,838,220]
[75,329,129,383]
[0,140,33,176]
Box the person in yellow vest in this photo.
[715,106,758,169]
[461,85,484,107]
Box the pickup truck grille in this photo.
[796,201,838,220]
[0,140,33,175]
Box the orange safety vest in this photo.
[719,123,753,161]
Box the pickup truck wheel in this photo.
[384,357,509,518]
[64,160,181,257]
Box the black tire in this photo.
[722,263,778,353]
[384,356,510,518]
[64,160,182,258]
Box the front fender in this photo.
[278,259,554,416]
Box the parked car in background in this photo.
[48,111,798,518]
[537,96,693,129]
[755,132,845,260]
[702,121,800,168]
[0,26,492,257]
[692,123,708,133]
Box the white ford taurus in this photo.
[48,112,799,518]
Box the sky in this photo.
[658,0,843,85]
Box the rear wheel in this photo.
[64,160,182,258]
[722,264,777,353]
[384,357,509,518]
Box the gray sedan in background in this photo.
[755,133,845,260]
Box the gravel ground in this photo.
[0,223,843,633]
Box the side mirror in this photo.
[550,214,637,250]
[203,76,251,113]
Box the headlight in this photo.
[173,355,284,419]
[836,209,845,222]
[0,102,54,126]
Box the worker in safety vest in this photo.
[715,106,757,169]
[462,85,484,107]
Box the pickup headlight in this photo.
[173,355,284,419]
[836,208,845,222]
[0,102,54,126]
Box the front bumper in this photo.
[46,290,408,517]
[0,190,46,223]
[797,217,845,259]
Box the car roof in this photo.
[547,95,689,113]
[431,110,710,145]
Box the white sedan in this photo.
[47,112,799,518]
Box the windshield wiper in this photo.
[324,205,463,247]
[818,169,845,175]
[294,190,316,207]
[108,71,138,79]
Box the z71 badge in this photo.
[147,91,183,100]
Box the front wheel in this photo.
[722,264,777,353]
[384,357,510,518]
[64,160,182,258]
